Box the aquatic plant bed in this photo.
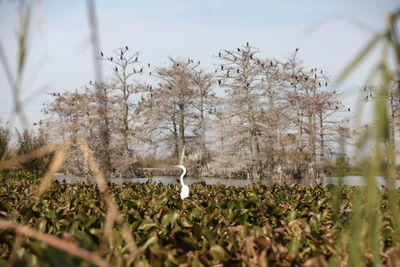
[0,176,399,266]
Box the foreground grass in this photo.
[0,173,399,266]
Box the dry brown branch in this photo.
[121,227,143,263]
[79,140,120,247]
[78,140,140,257]
[7,234,23,267]
[179,145,185,164]
[0,141,69,171]
[35,146,66,196]
[0,219,109,267]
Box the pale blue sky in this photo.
[0,0,398,128]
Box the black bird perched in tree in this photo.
[321,70,323,74]
[246,42,249,47]
[221,65,224,70]
[247,83,250,87]
[218,80,221,85]
[125,46,128,50]
[237,48,240,52]
[295,48,299,52]
[250,54,253,59]
[135,57,138,62]
[325,82,328,87]
[237,69,240,73]
[198,60,200,64]
[319,82,321,87]
[219,52,221,57]
[110,57,113,61]
[215,69,217,73]
[348,108,351,111]
[149,72,152,76]
[148,63,150,67]
[140,68,143,73]
[100,51,103,56]
[168,86,172,90]
[89,81,92,84]
[115,67,118,72]
[261,63,264,68]
[270,61,273,67]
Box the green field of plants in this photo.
[0,172,399,266]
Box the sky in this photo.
[0,0,399,129]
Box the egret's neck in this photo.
[180,167,186,186]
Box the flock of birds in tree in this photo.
[46,44,357,189]
[47,43,352,126]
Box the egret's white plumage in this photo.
[174,164,189,200]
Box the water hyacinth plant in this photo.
[0,174,399,266]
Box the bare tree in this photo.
[217,43,262,164]
[285,50,306,151]
[190,68,216,160]
[100,47,146,175]
[41,44,350,180]
[141,57,199,159]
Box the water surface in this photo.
[54,174,400,188]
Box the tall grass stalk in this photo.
[332,10,400,265]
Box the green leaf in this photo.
[209,244,227,261]
[138,220,157,231]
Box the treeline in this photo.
[41,44,350,178]
[0,127,53,175]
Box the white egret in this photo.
[173,164,189,200]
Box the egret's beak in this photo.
[172,165,179,168]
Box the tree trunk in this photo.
[244,76,258,160]
[319,113,324,162]
[178,103,185,161]
[97,84,112,175]
[200,91,206,158]
[122,72,130,155]
[268,84,282,151]
[311,85,317,161]
[172,115,178,158]
[292,72,302,151]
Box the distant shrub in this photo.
[0,126,9,161]
[16,129,53,175]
